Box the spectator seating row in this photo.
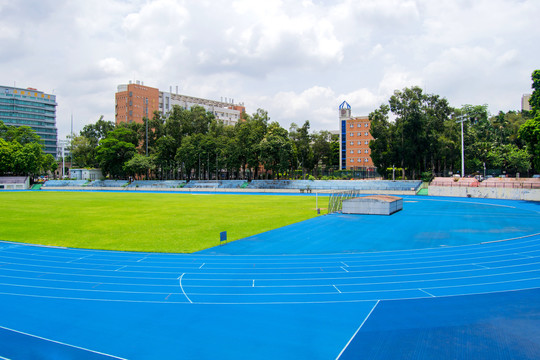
[183,180,247,189]
[126,180,186,188]
[41,179,425,191]
[247,180,422,191]
[479,177,540,189]
[430,177,540,189]
[87,180,128,187]
[42,180,88,187]
[430,177,480,187]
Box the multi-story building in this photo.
[522,94,532,112]
[115,81,245,126]
[339,101,375,170]
[0,85,58,157]
[115,81,160,124]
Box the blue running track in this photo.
[0,195,539,359]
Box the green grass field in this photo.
[0,191,319,253]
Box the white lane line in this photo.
[0,325,127,359]
[178,273,193,304]
[335,300,379,360]
[252,280,255,288]
[136,257,147,263]
[418,288,435,297]
[474,263,490,269]
[333,285,342,294]
[481,232,540,244]
[341,262,349,267]
[341,267,349,273]
[2,282,540,305]
[66,255,92,264]
[199,263,205,269]
[115,266,127,272]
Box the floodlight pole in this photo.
[62,144,65,179]
[457,113,468,178]
[460,116,465,178]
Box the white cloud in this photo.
[98,58,124,75]
[0,0,538,139]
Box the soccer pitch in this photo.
[0,191,319,253]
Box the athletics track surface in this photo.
[0,195,539,359]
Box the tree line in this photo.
[69,69,540,181]
[69,109,340,180]
[0,121,58,177]
[369,70,540,179]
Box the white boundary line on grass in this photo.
[0,325,127,359]
[335,300,380,360]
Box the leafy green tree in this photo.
[12,142,43,176]
[123,153,156,179]
[235,109,268,179]
[529,70,540,114]
[289,120,313,178]
[311,130,335,176]
[42,154,58,175]
[1,121,42,150]
[154,135,178,179]
[80,117,115,147]
[488,144,531,175]
[259,122,292,178]
[0,138,14,175]
[70,135,97,168]
[369,105,395,176]
[519,116,540,172]
[95,128,138,178]
[0,121,54,176]
[175,134,199,180]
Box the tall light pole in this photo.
[457,112,470,178]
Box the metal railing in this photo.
[327,190,363,214]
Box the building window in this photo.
[358,158,361,162]
[365,149,369,153]
[365,123,369,128]
[350,132,353,137]
[365,158,369,162]
[365,141,369,145]
[357,132,361,136]
[350,159,354,163]
[350,141,353,145]
[350,150,354,154]
[350,123,354,128]
[364,132,369,136]
[357,141,361,145]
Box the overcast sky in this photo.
[1,0,538,139]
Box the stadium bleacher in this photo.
[479,177,540,189]
[431,177,479,187]
[247,180,422,191]
[183,180,247,189]
[40,179,424,192]
[42,180,88,187]
[431,177,540,189]
[87,180,129,187]
[126,180,186,189]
